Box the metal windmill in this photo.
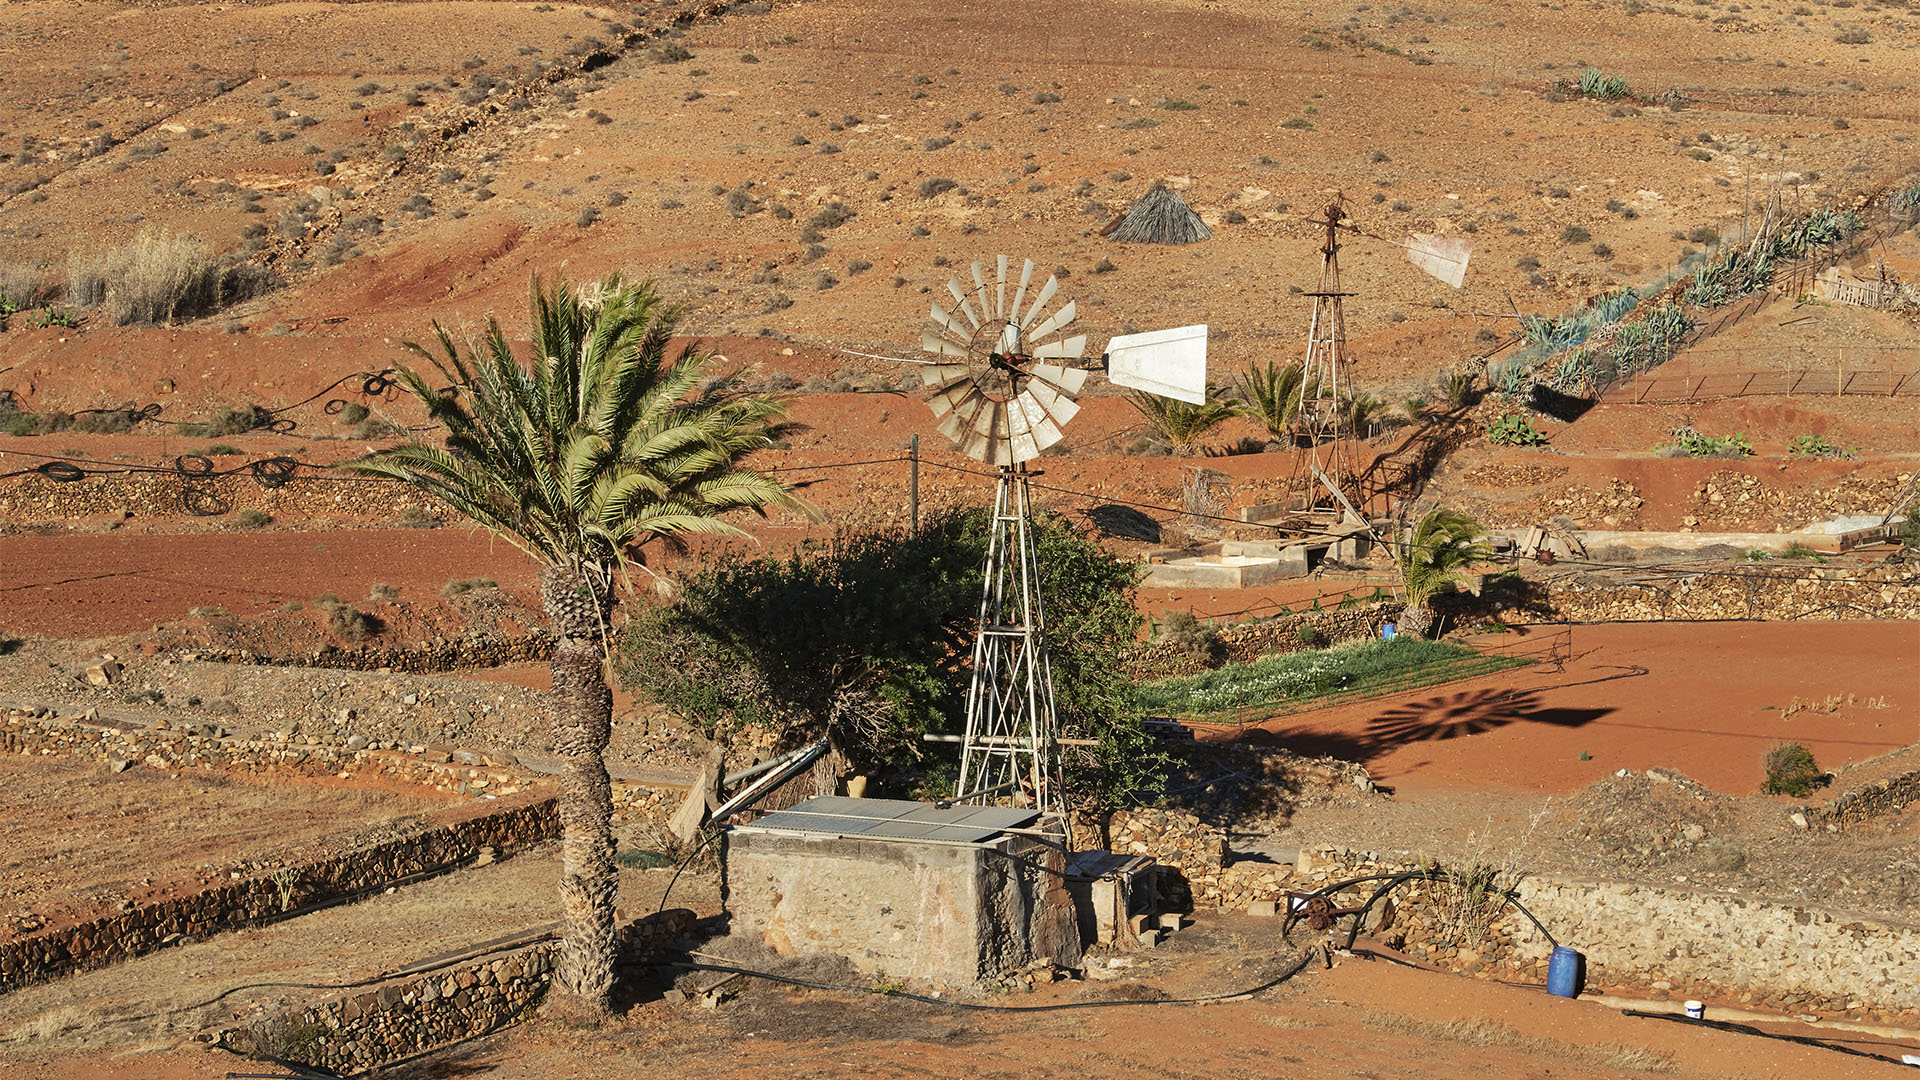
[910,255,1205,831]
[1284,199,1473,524]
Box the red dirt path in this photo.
[1209,621,1920,797]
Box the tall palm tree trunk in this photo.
[541,564,618,1020]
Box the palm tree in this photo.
[1394,507,1489,638]
[1128,386,1238,456]
[343,272,806,1020]
[1232,360,1308,444]
[1339,392,1385,438]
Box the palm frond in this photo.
[341,273,810,576]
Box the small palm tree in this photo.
[1233,360,1307,442]
[343,272,807,1020]
[1395,507,1489,638]
[1128,386,1238,456]
[1339,392,1385,438]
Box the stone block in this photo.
[1247,900,1278,918]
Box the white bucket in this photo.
[1683,1000,1704,1020]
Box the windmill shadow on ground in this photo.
[1243,686,1613,766]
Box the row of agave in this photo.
[1493,200,1873,404]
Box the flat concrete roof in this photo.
[737,796,1039,845]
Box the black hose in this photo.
[659,946,1318,1012]
[654,826,727,915]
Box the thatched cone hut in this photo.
[1108,183,1211,245]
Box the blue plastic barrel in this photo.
[1546,946,1584,998]
[1382,622,1397,640]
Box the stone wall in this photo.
[0,473,440,531]
[1471,563,1920,624]
[2,708,539,800]
[187,631,551,674]
[1291,846,1920,1025]
[2,707,680,826]
[1130,601,1403,679]
[1811,769,1920,829]
[0,797,560,993]
[221,908,697,1074]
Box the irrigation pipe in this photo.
[651,946,1319,1013]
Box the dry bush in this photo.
[66,232,278,326]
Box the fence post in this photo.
[908,434,919,538]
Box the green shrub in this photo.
[614,849,675,869]
[1761,742,1822,796]
[232,509,272,529]
[1788,433,1853,459]
[1487,413,1547,447]
[1293,623,1327,649]
[1660,428,1751,457]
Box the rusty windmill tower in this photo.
[1283,200,1474,525]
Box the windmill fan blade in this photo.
[1009,259,1035,323]
[1026,300,1077,345]
[920,363,970,390]
[930,302,969,338]
[1025,381,1082,428]
[1021,275,1059,330]
[946,278,981,329]
[926,381,973,418]
[1029,363,1089,396]
[1014,391,1066,456]
[921,329,969,358]
[938,389,988,441]
[1030,334,1087,360]
[996,255,1009,319]
[970,262,993,325]
[1407,233,1473,289]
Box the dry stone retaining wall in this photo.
[1509,564,1920,623]
[1291,846,1920,1024]
[1089,816,1920,1022]
[1810,769,1920,829]
[188,631,551,674]
[0,796,560,993]
[221,908,697,1074]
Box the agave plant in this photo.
[1128,386,1239,455]
[1232,360,1308,441]
[1435,368,1478,408]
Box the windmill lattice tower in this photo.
[913,255,1205,831]
[1289,200,1360,521]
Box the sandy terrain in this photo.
[0,756,445,938]
[0,0,1917,1076]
